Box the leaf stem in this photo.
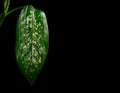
[4,0,10,14]
[6,6,24,16]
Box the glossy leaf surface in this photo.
[16,5,49,85]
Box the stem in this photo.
[0,17,5,27]
[4,0,10,14]
[0,6,24,27]
[6,6,24,16]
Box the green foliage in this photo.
[0,0,49,86]
[16,5,49,85]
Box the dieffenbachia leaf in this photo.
[16,5,49,85]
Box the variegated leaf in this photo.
[16,5,49,85]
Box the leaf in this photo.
[16,5,49,85]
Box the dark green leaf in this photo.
[16,5,49,85]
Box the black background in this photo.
[0,0,70,92]
[0,0,111,92]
